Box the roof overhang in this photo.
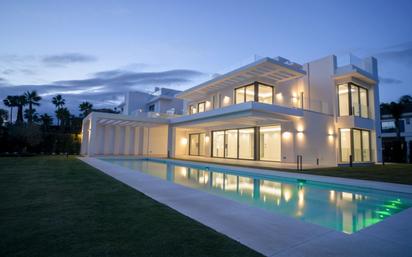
[334,65,378,85]
[177,57,306,101]
[84,112,169,127]
[169,102,303,129]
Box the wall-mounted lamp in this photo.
[282,131,292,140]
[205,136,210,143]
[181,138,188,145]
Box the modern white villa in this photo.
[81,55,382,168]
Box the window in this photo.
[381,120,405,133]
[259,126,281,161]
[235,85,254,104]
[189,133,206,156]
[337,83,369,118]
[198,102,205,113]
[339,128,371,163]
[258,84,274,104]
[339,128,351,162]
[225,130,238,158]
[189,105,197,114]
[238,128,254,159]
[338,84,350,116]
[234,82,274,105]
[212,131,225,157]
[148,104,155,112]
[212,128,255,160]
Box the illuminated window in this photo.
[258,84,274,104]
[198,102,205,113]
[234,82,274,105]
[339,128,371,162]
[189,105,197,114]
[338,83,369,118]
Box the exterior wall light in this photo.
[205,136,210,143]
[181,138,188,145]
[282,131,291,140]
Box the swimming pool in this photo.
[101,158,412,234]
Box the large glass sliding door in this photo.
[212,131,225,157]
[225,130,238,158]
[189,133,206,156]
[259,126,281,161]
[339,128,371,163]
[238,128,254,159]
[213,128,255,159]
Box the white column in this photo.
[134,127,141,155]
[87,118,98,156]
[80,120,89,155]
[104,126,115,155]
[124,126,130,155]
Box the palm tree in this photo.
[55,107,70,127]
[79,101,93,117]
[3,95,18,124]
[0,108,8,126]
[40,113,53,131]
[15,95,28,125]
[24,90,42,125]
[52,94,65,109]
[24,109,40,124]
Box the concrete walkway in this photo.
[80,157,412,257]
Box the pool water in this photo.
[102,158,412,234]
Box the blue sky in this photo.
[0,0,411,115]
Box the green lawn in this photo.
[304,164,412,185]
[0,156,262,257]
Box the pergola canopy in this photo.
[177,57,306,101]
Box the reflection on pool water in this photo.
[102,158,412,234]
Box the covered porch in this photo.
[81,112,169,157]
[168,101,305,167]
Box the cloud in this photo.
[380,77,403,84]
[0,67,205,115]
[42,53,97,65]
[376,41,412,65]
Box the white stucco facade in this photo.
[81,55,381,168]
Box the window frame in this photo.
[339,128,372,163]
[337,82,369,118]
[234,81,275,105]
[197,101,206,113]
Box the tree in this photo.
[3,95,18,124]
[15,95,28,125]
[399,95,412,105]
[24,90,42,125]
[24,109,40,124]
[52,94,65,109]
[390,102,404,140]
[79,101,93,118]
[40,113,53,131]
[0,108,8,126]
[55,107,70,128]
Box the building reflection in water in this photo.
[108,159,408,234]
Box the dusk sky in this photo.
[1,0,411,115]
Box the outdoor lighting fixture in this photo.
[181,138,188,145]
[282,131,291,140]
[205,136,210,143]
[276,92,283,102]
